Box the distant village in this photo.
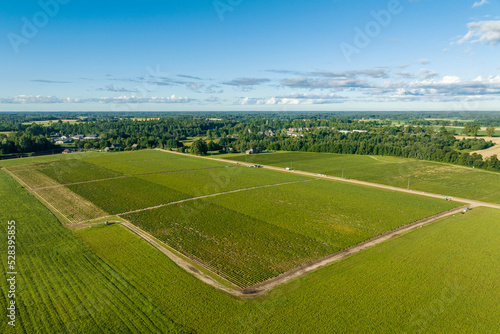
[51,134,98,144]
[285,127,368,137]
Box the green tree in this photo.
[486,126,496,137]
[470,124,481,137]
[191,139,208,155]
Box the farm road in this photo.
[120,202,471,298]
[158,149,500,210]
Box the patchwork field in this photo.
[3,150,461,289]
[76,207,500,333]
[123,179,458,287]
[223,151,500,203]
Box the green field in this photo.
[3,148,499,333]
[67,167,309,215]
[4,150,462,288]
[76,207,500,333]
[83,150,228,175]
[0,170,191,333]
[68,176,189,214]
[36,159,123,184]
[0,151,105,168]
[123,178,459,287]
[223,152,500,203]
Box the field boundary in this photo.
[117,204,472,298]
[158,150,500,210]
[7,150,500,298]
[118,220,245,294]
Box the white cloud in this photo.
[472,0,489,8]
[0,95,195,104]
[441,75,462,84]
[236,93,345,105]
[458,20,500,45]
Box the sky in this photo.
[0,0,499,112]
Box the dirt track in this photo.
[159,149,500,210]
[7,150,500,298]
[107,149,496,297]
[119,204,470,298]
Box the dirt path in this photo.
[245,205,470,296]
[8,150,500,299]
[159,149,500,210]
[118,220,248,297]
[116,204,470,298]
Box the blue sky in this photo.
[1,0,499,112]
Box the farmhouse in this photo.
[84,134,98,140]
[104,147,112,152]
[246,148,256,154]
[72,135,84,140]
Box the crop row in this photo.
[123,199,335,287]
[0,170,191,333]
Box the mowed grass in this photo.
[0,170,192,333]
[223,151,500,203]
[123,179,459,287]
[77,207,500,333]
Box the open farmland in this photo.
[0,170,191,333]
[223,152,500,203]
[83,150,228,175]
[76,207,500,333]
[5,149,462,290]
[123,176,459,287]
[35,159,123,184]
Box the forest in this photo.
[0,112,498,171]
